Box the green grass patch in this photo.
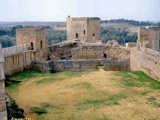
[147,96,160,107]
[30,107,47,115]
[76,93,127,109]
[41,103,54,109]
[106,93,127,105]
[141,91,150,96]
[73,82,92,89]
[114,71,160,89]
[9,70,43,81]
[6,81,20,91]
[62,71,85,78]
[36,77,64,84]
[36,71,86,84]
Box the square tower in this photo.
[16,27,48,61]
[67,16,100,43]
[138,26,160,51]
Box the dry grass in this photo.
[6,69,160,120]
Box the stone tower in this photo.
[138,26,160,51]
[67,16,100,43]
[16,27,48,61]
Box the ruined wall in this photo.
[67,17,100,43]
[137,27,160,52]
[16,28,48,61]
[106,46,131,60]
[71,45,105,59]
[130,48,160,80]
[49,41,78,60]
[32,59,130,72]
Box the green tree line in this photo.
[101,19,160,26]
[100,27,138,45]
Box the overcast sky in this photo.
[0,0,159,22]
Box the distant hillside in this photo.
[101,19,160,26]
[0,21,66,28]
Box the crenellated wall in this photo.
[2,44,28,57]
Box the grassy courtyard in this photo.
[6,69,160,120]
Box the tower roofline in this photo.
[67,17,100,20]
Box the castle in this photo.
[0,16,160,119]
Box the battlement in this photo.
[2,44,28,57]
[16,27,46,32]
[67,17,100,21]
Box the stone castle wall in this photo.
[130,48,160,80]
[4,51,36,76]
[71,45,105,59]
[2,44,28,57]
[32,59,130,72]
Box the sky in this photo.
[0,0,160,22]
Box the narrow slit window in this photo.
[31,42,34,50]
[76,33,78,38]
[40,40,43,49]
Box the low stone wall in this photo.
[32,58,130,72]
[4,51,36,76]
[130,48,160,80]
